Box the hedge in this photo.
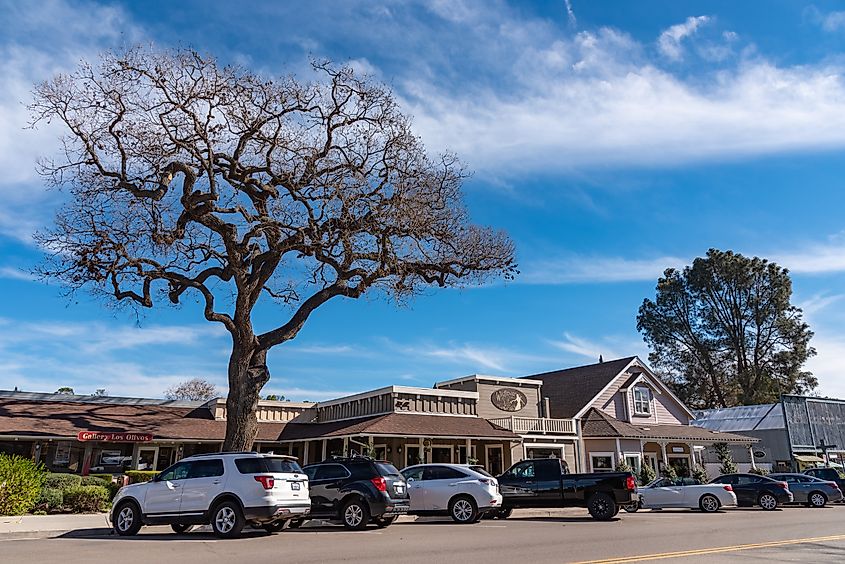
[36,487,63,511]
[45,473,82,491]
[126,470,158,484]
[0,454,47,516]
[88,474,115,482]
[63,485,110,513]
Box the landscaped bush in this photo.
[45,472,82,491]
[80,475,120,500]
[63,485,110,513]
[0,454,47,516]
[36,487,63,511]
[88,474,114,482]
[638,463,656,486]
[125,470,157,484]
[748,466,769,476]
[691,464,709,483]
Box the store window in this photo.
[624,454,642,473]
[590,453,614,472]
[633,388,651,415]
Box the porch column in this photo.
[303,441,310,465]
[465,438,472,464]
[321,439,328,461]
[660,441,668,470]
[130,443,141,470]
[688,444,696,466]
[749,445,757,470]
[419,437,425,463]
[615,438,623,466]
[343,437,350,456]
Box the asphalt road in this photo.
[3,506,845,563]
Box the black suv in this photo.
[297,457,410,530]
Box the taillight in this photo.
[371,476,387,492]
[254,475,275,489]
[828,482,840,490]
[478,478,492,486]
[723,485,733,492]
[626,475,636,491]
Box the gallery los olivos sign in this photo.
[76,431,154,442]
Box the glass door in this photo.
[137,447,158,471]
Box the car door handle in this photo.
[212,480,221,484]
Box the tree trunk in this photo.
[223,345,270,451]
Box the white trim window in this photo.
[624,453,642,473]
[633,387,652,416]
[590,452,614,473]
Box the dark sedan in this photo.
[804,467,845,498]
[769,473,843,507]
[709,473,793,510]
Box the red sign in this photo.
[76,431,154,442]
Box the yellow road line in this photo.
[570,534,845,564]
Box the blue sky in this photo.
[2,0,845,400]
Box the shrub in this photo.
[81,475,108,486]
[125,471,158,484]
[661,463,678,480]
[638,463,656,486]
[88,474,114,482]
[692,464,709,484]
[714,443,738,475]
[614,459,633,474]
[63,485,109,513]
[749,466,769,476]
[45,473,82,491]
[80,475,120,500]
[36,487,64,511]
[0,454,47,516]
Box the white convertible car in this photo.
[629,478,738,513]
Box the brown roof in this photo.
[0,399,517,442]
[279,413,519,441]
[522,356,637,418]
[580,408,757,444]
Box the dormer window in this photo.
[633,387,651,415]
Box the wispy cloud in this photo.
[657,15,711,61]
[0,266,34,281]
[797,293,845,316]
[564,0,577,27]
[548,332,622,360]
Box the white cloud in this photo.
[548,332,623,360]
[658,15,711,61]
[0,266,34,281]
[805,334,845,399]
[564,0,577,27]
[797,293,845,316]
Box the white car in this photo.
[400,463,503,523]
[632,477,737,513]
[110,452,310,538]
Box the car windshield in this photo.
[469,465,494,478]
[375,462,401,477]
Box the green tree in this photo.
[714,443,737,475]
[264,394,285,401]
[637,249,816,408]
[638,463,656,486]
[55,387,74,394]
[31,47,515,452]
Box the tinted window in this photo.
[710,475,732,485]
[508,461,535,479]
[470,466,493,478]
[314,464,350,480]
[235,457,302,474]
[375,462,401,477]
[158,461,191,481]
[423,466,467,480]
[402,467,424,481]
[736,475,761,485]
[303,466,318,480]
[188,459,224,478]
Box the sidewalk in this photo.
[0,513,110,537]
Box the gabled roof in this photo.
[520,357,637,418]
[581,408,757,444]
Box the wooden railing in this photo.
[489,416,576,435]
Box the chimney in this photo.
[599,355,604,363]
[543,397,551,419]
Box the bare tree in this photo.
[30,47,516,450]
[165,378,219,401]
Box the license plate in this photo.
[291,482,301,490]
[395,485,405,494]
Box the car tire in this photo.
[699,494,720,513]
[261,520,286,533]
[287,519,304,529]
[210,500,245,538]
[758,493,778,511]
[113,500,143,536]
[808,491,827,508]
[449,496,479,524]
[170,523,193,534]
[341,498,370,530]
[494,507,513,519]
[587,492,617,521]
[374,516,397,528]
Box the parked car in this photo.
[709,473,793,510]
[494,458,638,521]
[400,463,502,523]
[110,452,310,538]
[804,467,845,498]
[630,477,737,513]
[769,473,843,507]
[297,456,410,530]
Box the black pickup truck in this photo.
[495,458,638,520]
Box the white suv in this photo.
[400,463,503,523]
[110,452,310,538]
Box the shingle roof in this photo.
[521,356,637,418]
[0,398,518,442]
[581,408,757,443]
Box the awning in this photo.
[794,454,825,463]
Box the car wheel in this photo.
[449,496,479,524]
[287,519,304,529]
[758,493,778,511]
[494,507,513,519]
[808,491,827,508]
[170,523,193,534]
[587,492,617,521]
[261,520,286,533]
[374,516,397,528]
[342,498,370,530]
[699,494,720,513]
[210,501,245,538]
[113,501,143,536]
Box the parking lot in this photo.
[3,506,844,563]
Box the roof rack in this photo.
[185,451,259,458]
